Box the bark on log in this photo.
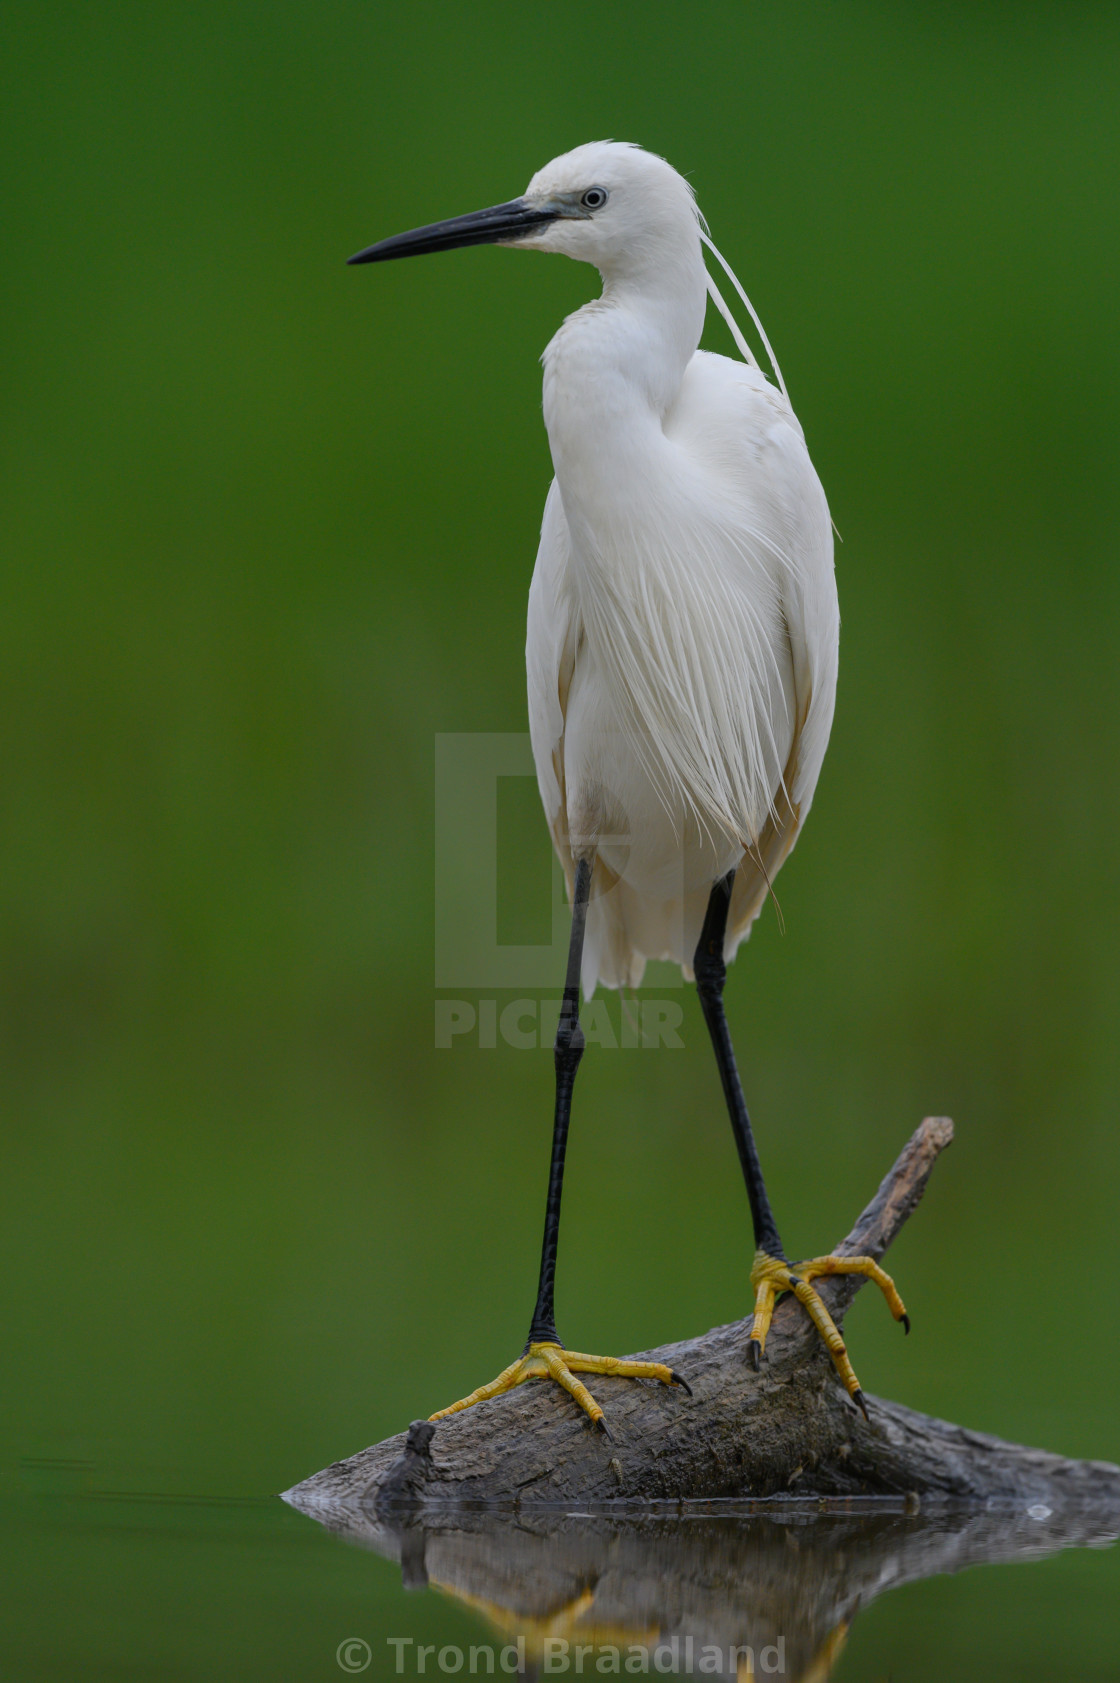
[286,1118,1120,1507]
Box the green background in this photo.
[3,1,1118,1676]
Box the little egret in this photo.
[349,142,908,1434]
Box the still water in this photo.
[6,1463,1118,1679]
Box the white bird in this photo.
[349,141,908,1435]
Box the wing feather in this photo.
[526,480,577,893]
[527,354,838,984]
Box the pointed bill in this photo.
[347,198,558,264]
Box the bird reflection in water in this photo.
[287,1494,1118,1681]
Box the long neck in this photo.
[541,251,708,546]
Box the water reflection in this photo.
[285,1493,1118,1679]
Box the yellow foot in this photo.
[429,1342,692,1437]
[747,1250,909,1419]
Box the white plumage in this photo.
[519,142,838,993]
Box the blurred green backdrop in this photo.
[3,1,1119,1675]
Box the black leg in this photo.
[527,855,592,1346]
[428,851,696,1427]
[694,869,786,1262]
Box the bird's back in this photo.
[528,348,837,994]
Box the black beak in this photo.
[347,198,558,265]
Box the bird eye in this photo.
[581,187,608,211]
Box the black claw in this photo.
[901,1313,911,1335]
[596,1416,615,1443]
[747,1339,762,1373]
[853,1388,870,1423]
[670,1371,693,1397]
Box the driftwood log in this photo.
[287,1117,1120,1507]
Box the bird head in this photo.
[347,141,701,282]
